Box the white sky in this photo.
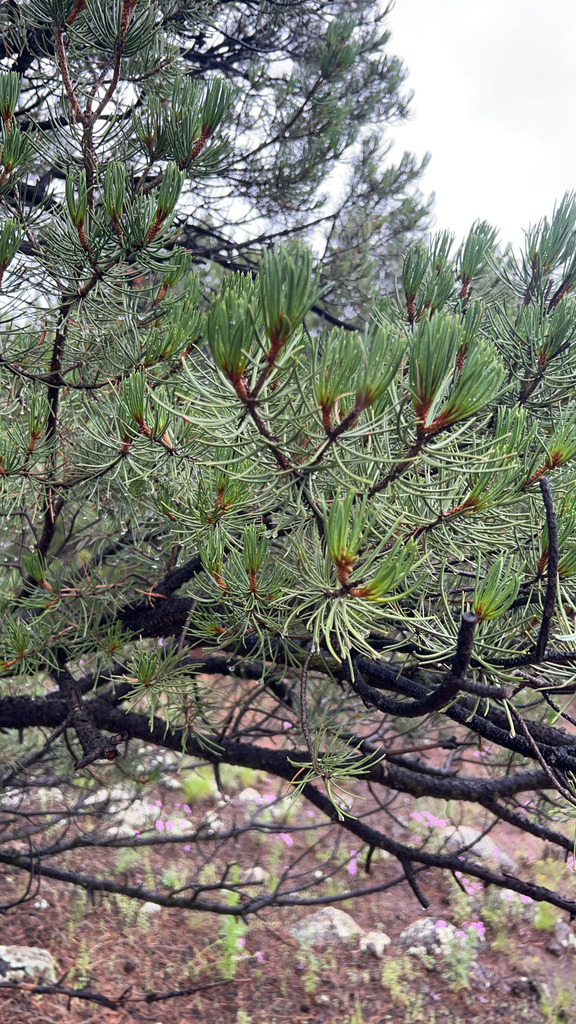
[387,0,576,249]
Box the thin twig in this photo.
[536,476,558,659]
[300,646,318,771]
[0,977,248,1013]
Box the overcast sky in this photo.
[387,0,576,249]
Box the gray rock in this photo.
[288,907,365,947]
[162,776,181,791]
[360,930,392,959]
[241,865,268,884]
[438,826,516,872]
[400,918,456,957]
[0,945,57,984]
[238,787,262,804]
[399,917,485,961]
[547,920,576,956]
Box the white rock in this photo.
[360,931,392,959]
[140,902,161,914]
[241,866,268,884]
[405,944,429,958]
[163,777,181,791]
[238,787,262,804]
[122,799,157,827]
[203,811,224,831]
[400,918,456,958]
[0,945,57,983]
[33,898,50,910]
[439,825,516,871]
[288,907,365,947]
[399,918,483,962]
[315,994,330,1004]
[1,790,23,808]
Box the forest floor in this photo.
[1,762,576,1024]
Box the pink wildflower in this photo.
[166,821,174,832]
[256,951,264,963]
[155,820,164,831]
[347,851,358,876]
[279,832,293,846]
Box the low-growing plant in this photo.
[533,901,557,932]
[161,864,188,890]
[481,889,523,949]
[217,865,248,979]
[380,954,415,1004]
[441,929,479,992]
[300,944,322,995]
[116,848,141,873]
[182,768,217,804]
[114,893,139,928]
[71,937,91,989]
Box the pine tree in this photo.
[2,0,576,975]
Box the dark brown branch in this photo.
[353,658,576,773]
[0,978,246,1013]
[536,476,558,659]
[350,612,477,719]
[52,660,123,769]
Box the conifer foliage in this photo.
[2,0,576,946]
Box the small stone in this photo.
[0,945,57,983]
[315,994,330,1004]
[203,811,224,831]
[163,776,181,791]
[32,898,50,910]
[399,918,467,960]
[438,825,516,871]
[547,920,576,955]
[140,902,161,914]
[288,907,365,948]
[238,787,262,804]
[241,865,268,884]
[360,931,392,959]
[406,944,429,958]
